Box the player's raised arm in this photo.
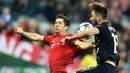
[15,27,44,41]
[75,40,96,50]
[65,27,99,41]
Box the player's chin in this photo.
[54,30,60,33]
[91,21,97,25]
[90,20,95,24]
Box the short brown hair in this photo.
[89,2,108,19]
[56,14,70,26]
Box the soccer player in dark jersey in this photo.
[14,14,95,73]
[65,2,120,73]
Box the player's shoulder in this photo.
[95,22,109,28]
[102,22,111,27]
[56,34,73,38]
[45,35,55,39]
[65,34,73,36]
[45,35,54,37]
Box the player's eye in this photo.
[58,22,62,24]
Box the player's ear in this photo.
[96,16,101,21]
[65,26,69,31]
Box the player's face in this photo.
[90,11,98,25]
[54,18,68,34]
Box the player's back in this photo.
[95,22,120,66]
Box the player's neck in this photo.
[57,32,67,35]
[98,20,107,24]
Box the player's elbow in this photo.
[30,37,37,41]
[30,36,42,41]
[84,28,99,37]
[32,34,43,41]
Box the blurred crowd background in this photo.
[0,0,130,73]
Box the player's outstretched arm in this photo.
[75,40,96,50]
[65,28,99,41]
[14,27,44,41]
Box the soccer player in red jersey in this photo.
[15,14,95,73]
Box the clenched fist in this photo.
[14,27,23,34]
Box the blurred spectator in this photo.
[18,17,30,32]
[43,1,56,23]
[30,20,40,34]
[119,0,130,17]
[69,0,79,6]
[36,0,47,15]
[0,7,12,26]
[109,1,124,32]
[5,24,14,36]
[46,24,55,35]
[121,31,130,52]
[71,0,91,22]
[99,0,107,7]
[3,0,14,8]
[118,49,127,73]
[0,18,6,32]
[27,0,38,16]
[19,0,29,15]
[55,2,69,17]
[125,50,130,73]
[17,18,31,41]
[126,35,130,52]
[0,1,4,11]
[118,67,127,73]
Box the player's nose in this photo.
[90,17,93,21]
[55,24,59,27]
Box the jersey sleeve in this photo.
[44,36,53,45]
[95,24,105,34]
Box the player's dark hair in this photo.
[89,2,108,19]
[56,14,70,26]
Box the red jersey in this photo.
[44,34,84,68]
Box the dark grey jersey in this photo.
[95,22,120,66]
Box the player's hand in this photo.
[14,27,23,34]
[65,37,72,41]
[64,37,73,43]
[91,41,95,45]
[76,41,96,49]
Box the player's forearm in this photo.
[75,41,96,50]
[80,43,95,50]
[22,31,43,41]
[70,31,90,40]
[69,28,99,40]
